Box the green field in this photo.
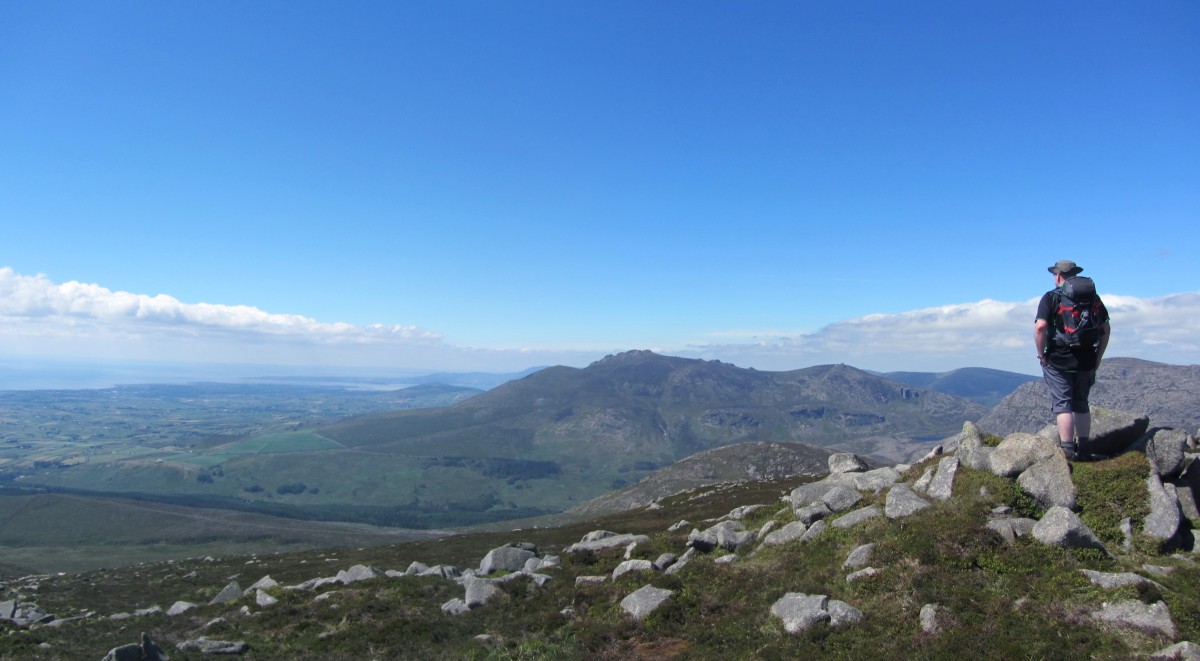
[169,431,342,465]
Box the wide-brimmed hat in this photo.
[1048,260,1083,276]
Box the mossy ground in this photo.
[2,456,1196,660]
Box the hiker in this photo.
[1034,260,1111,461]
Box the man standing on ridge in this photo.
[1034,260,1111,461]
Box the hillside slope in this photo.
[978,358,1200,435]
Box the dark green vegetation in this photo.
[882,367,1039,406]
[3,452,1195,660]
[2,353,987,542]
[0,492,448,575]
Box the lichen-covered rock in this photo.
[822,485,863,513]
[565,532,650,553]
[209,581,242,605]
[1032,507,1107,553]
[480,546,537,575]
[956,421,994,471]
[770,593,862,633]
[926,456,959,501]
[1017,452,1076,509]
[760,521,808,547]
[1144,473,1183,545]
[831,505,883,529]
[612,559,655,581]
[843,543,875,569]
[990,433,1058,478]
[885,484,931,519]
[828,453,869,474]
[1147,428,1189,479]
[1093,600,1175,638]
[176,638,250,655]
[620,585,673,620]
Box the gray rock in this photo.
[1147,428,1189,479]
[464,575,501,609]
[853,467,902,493]
[0,599,13,621]
[1121,517,1135,552]
[167,600,197,616]
[789,474,853,510]
[827,600,864,627]
[885,483,931,519]
[524,556,561,572]
[800,519,828,542]
[575,576,607,585]
[1032,507,1107,552]
[1151,641,1200,660]
[987,517,1038,544]
[843,543,875,569]
[822,485,863,513]
[255,590,278,608]
[175,638,250,655]
[479,546,537,575]
[667,519,691,531]
[990,433,1058,478]
[926,456,959,501]
[845,567,880,582]
[405,561,429,575]
[829,453,869,474]
[760,521,808,547]
[956,421,994,471]
[920,603,943,634]
[912,466,935,493]
[1178,460,1200,524]
[652,554,678,571]
[1093,600,1175,638]
[1145,473,1183,545]
[714,554,738,565]
[689,520,754,552]
[420,565,461,579]
[1017,452,1077,509]
[337,564,384,584]
[565,533,650,553]
[771,593,831,633]
[103,633,168,661]
[209,580,242,606]
[725,504,769,520]
[620,585,673,620]
[1088,409,1152,456]
[832,505,883,529]
[795,500,833,525]
[612,559,655,581]
[245,576,278,593]
[1080,570,1164,590]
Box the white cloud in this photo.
[680,293,1200,373]
[2,266,1198,375]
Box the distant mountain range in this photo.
[977,357,1200,435]
[318,350,988,513]
[880,367,1039,406]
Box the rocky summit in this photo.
[3,396,1198,659]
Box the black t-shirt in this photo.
[1037,288,1109,371]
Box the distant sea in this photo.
[0,358,422,392]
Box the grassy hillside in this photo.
[8,352,984,531]
[3,448,1196,660]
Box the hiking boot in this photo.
[1059,443,1077,461]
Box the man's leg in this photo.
[1043,365,1076,458]
[1056,412,1076,449]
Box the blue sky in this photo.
[2,2,1198,380]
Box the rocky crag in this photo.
[4,407,1198,659]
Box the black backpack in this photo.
[1053,276,1102,349]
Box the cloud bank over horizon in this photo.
[3,266,1197,376]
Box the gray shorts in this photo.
[1042,365,1096,414]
